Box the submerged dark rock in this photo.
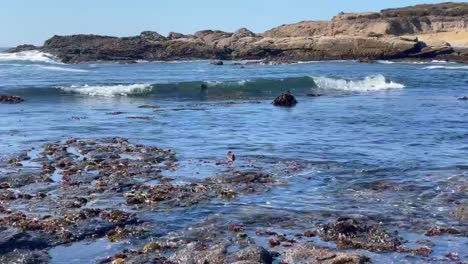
[357,57,376,63]
[272,92,297,107]
[0,228,49,253]
[424,226,461,236]
[316,217,402,252]
[453,205,468,222]
[231,246,273,264]
[170,243,273,264]
[210,60,224,65]
[0,249,50,264]
[0,95,24,104]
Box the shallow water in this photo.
[0,52,467,263]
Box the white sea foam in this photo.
[377,60,395,64]
[205,80,249,86]
[314,75,404,92]
[423,65,468,70]
[430,60,449,64]
[0,51,60,64]
[35,65,89,73]
[378,60,451,65]
[60,84,152,97]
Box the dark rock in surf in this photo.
[210,60,224,65]
[231,246,273,264]
[0,95,24,104]
[284,244,371,264]
[272,92,297,107]
[357,57,376,63]
[316,217,402,252]
[171,243,273,264]
[0,249,50,264]
[6,44,38,53]
[453,205,468,222]
[0,228,49,253]
[424,226,461,236]
[307,92,323,97]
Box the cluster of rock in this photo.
[8,3,468,63]
[272,92,297,107]
[0,95,24,104]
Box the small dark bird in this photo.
[227,151,236,166]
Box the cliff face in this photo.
[266,2,468,49]
[9,2,468,63]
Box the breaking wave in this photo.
[0,51,60,64]
[60,84,152,97]
[314,75,404,92]
[35,65,89,73]
[3,75,404,98]
[423,65,468,70]
[378,60,451,65]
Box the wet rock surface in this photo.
[316,217,402,252]
[210,60,224,66]
[283,244,371,264]
[0,228,49,253]
[0,249,50,264]
[0,137,466,263]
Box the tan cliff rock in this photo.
[267,2,468,50]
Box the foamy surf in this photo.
[423,65,468,70]
[377,60,395,64]
[60,84,152,97]
[0,51,61,64]
[35,65,89,73]
[378,60,451,65]
[314,75,404,92]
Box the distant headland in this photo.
[8,2,468,64]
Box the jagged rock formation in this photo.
[8,2,468,63]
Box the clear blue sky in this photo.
[1,0,465,47]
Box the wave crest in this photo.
[0,51,60,64]
[60,84,152,97]
[8,75,403,98]
[423,65,468,70]
[314,75,404,91]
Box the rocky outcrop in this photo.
[0,228,49,254]
[0,95,24,104]
[316,217,402,252]
[267,2,468,51]
[8,3,468,63]
[284,244,371,264]
[273,92,297,107]
[170,243,273,264]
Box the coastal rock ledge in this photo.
[9,2,468,63]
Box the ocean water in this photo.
[0,51,467,263]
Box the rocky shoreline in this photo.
[0,137,466,263]
[7,3,468,64]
